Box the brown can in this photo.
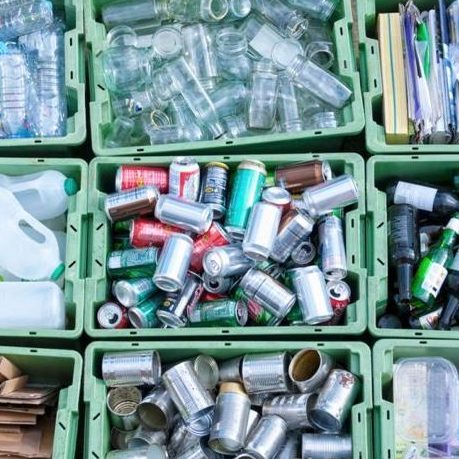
[275,160,332,193]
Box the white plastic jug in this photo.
[0,187,64,281]
[0,281,65,329]
[0,170,77,220]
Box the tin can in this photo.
[173,439,216,459]
[326,280,351,325]
[188,300,248,327]
[271,210,315,263]
[157,272,203,328]
[154,233,194,292]
[106,386,142,430]
[169,156,200,201]
[110,426,133,450]
[102,350,161,387]
[290,240,316,266]
[243,202,282,261]
[113,219,133,234]
[155,194,213,234]
[129,218,184,248]
[275,160,332,193]
[190,222,231,273]
[301,433,352,459]
[105,186,159,222]
[128,296,163,328]
[277,432,300,459]
[199,162,229,219]
[247,299,280,326]
[202,272,233,294]
[262,186,292,214]
[137,386,176,431]
[192,354,220,390]
[107,247,159,279]
[225,160,267,239]
[127,427,168,450]
[116,165,169,193]
[288,266,333,325]
[318,215,347,280]
[97,302,130,329]
[203,244,252,278]
[106,447,167,459]
[169,418,199,456]
[219,357,243,383]
[309,369,360,433]
[247,409,261,437]
[113,278,157,308]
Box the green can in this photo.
[113,219,133,234]
[128,295,163,328]
[188,300,248,327]
[112,234,132,250]
[107,247,159,279]
[224,160,266,239]
[286,302,304,325]
[247,298,279,326]
[255,260,284,280]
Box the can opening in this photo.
[290,350,320,382]
[137,404,168,430]
[309,409,341,433]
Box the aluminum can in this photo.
[128,296,163,328]
[106,386,142,430]
[289,349,334,394]
[188,300,248,327]
[240,268,296,319]
[113,219,133,234]
[262,186,292,214]
[275,160,332,193]
[243,202,282,261]
[290,239,316,266]
[169,156,200,201]
[326,280,351,325]
[225,160,267,239]
[247,298,280,326]
[155,194,212,234]
[113,278,157,308]
[153,233,194,292]
[129,218,184,248]
[271,210,315,263]
[301,174,359,218]
[219,357,243,383]
[97,302,129,329]
[254,260,284,279]
[190,222,231,272]
[107,247,159,279]
[102,350,161,387]
[127,425,167,448]
[301,433,352,459]
[285,303,303,325]
[209,383,251,454]
[202,272,233,294]
[288,266,333,325]
[113,235,132,250]
[116,165,169,193]
[203,244,252,278]
[137,386,176,431]
[199,162,229,219]
[277,432,300,459]
[105,186,159,222]
[318,214,347,280]
[156,272,203,328]
[242,352,291,394]
[309,369,360,433]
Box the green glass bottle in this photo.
[411,213,459,312]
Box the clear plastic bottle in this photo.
[209,81,248,118]
[277,73,302,132]
[286,0,338,22]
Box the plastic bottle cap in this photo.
[50,263,65,281]
[64,178,78,196]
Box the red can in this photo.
[116,165,169,193]
[189,222,231,273]
[97,302,130,329]
[130,218,184,248]
[326,280,351,325]
[199,292,226,302]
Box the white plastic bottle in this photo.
[0,170,77,220]
[0,281,65,330]
[0,187,64,281]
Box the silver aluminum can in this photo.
[102,351,161,387]
[288,266,333,325]
[301,433,352,459]
[168,418,200,456]
[155,194,212,234]
[106,446,167,459]
[203,272,233,294]
[153,233,194,292]
[271,210,315,263]
[113,278,157,308]
[318,215,347,280]
[277,432,300,459]
[310,369,360,433]
[162,361,215,436]
[240,268,296,319]
[301,174,359,218]
[242,352,291,394]
[291,239,316,266]
[262,186,292,211]
[218,356,242,383]
[110,426,134,450]
[246,409,261,437]
[289,349,334,394]
[107,386,142,431]
[174,439,219,459]
[242,202,282,261]
[209,383,251,454]
[203,244,252,278]
[127,425,167,449]
[262,394,316,430]
[137,386,176,430]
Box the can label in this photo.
[200,163,228,215]
[188,300,244,327]
[117,166,169,193]
[247,299,275,326]
[418,308,442,330]
[107,248,158,279]
[97,303,129,329]
[420,262,448,298]
[169,158,200,201]
[130,219,183,248]
[394,182,437,212]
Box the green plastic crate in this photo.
[85,153,366,338]
[84,0,364,157]
[84,340,373,459]
[0,0,86,153]
[357,0,459,154]
[0,345,82,459]
[0,158,87,340]
[366,154,459,338]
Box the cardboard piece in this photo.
[0,375,28,396]
[0,357,22,382]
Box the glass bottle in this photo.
[146,124,205,144]
[285,0,339,22]
[209,81,248,118]
[111,87,167,118]
[224,0,252,21]
[168,0,229,22]
[223,115,249,138]
[104,116,136,148]
[439,250,459,330]
[277,73,303,132]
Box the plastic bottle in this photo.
[0,170,77,220]
[0,281,65,329]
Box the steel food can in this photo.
[106,386,142,431]
[107,247,159,279]
[225,160,267,239]
[199,162,229,219]
[128,296,163,329]
[113,278,157,308]
[301,433,352,459]
[102,350,161,387]
[262,186,292,214]
[173,439,216,459]
[97,302,129,329]
[169,156,200,201]
[326,280,351,325]
[246,409,261,438]
[110,426,133,450]
[277,432,300,459]
[130,218,184,248]
[116,165,169,193]
[188,300,248,327]
[275,160,332,193]
[137,386,176,431]
[318,214,347,280]
[219,357,243,383]
[290,240,316,266]
[202,272,233,294]
[169,418,199,456]
[105,186,159,222]
[203,244,252,278]
[127,425,168,449]
[191,354,220,390]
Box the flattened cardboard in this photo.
[0,411,37,425]
[0,357,22,382]
[0,376,28,396]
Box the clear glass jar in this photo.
[277,73,302,132]
[168,0,229,22]
[209,81,248,118]
[225,0,252,21]
[285,0,339,22]
[104,116,135,148]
